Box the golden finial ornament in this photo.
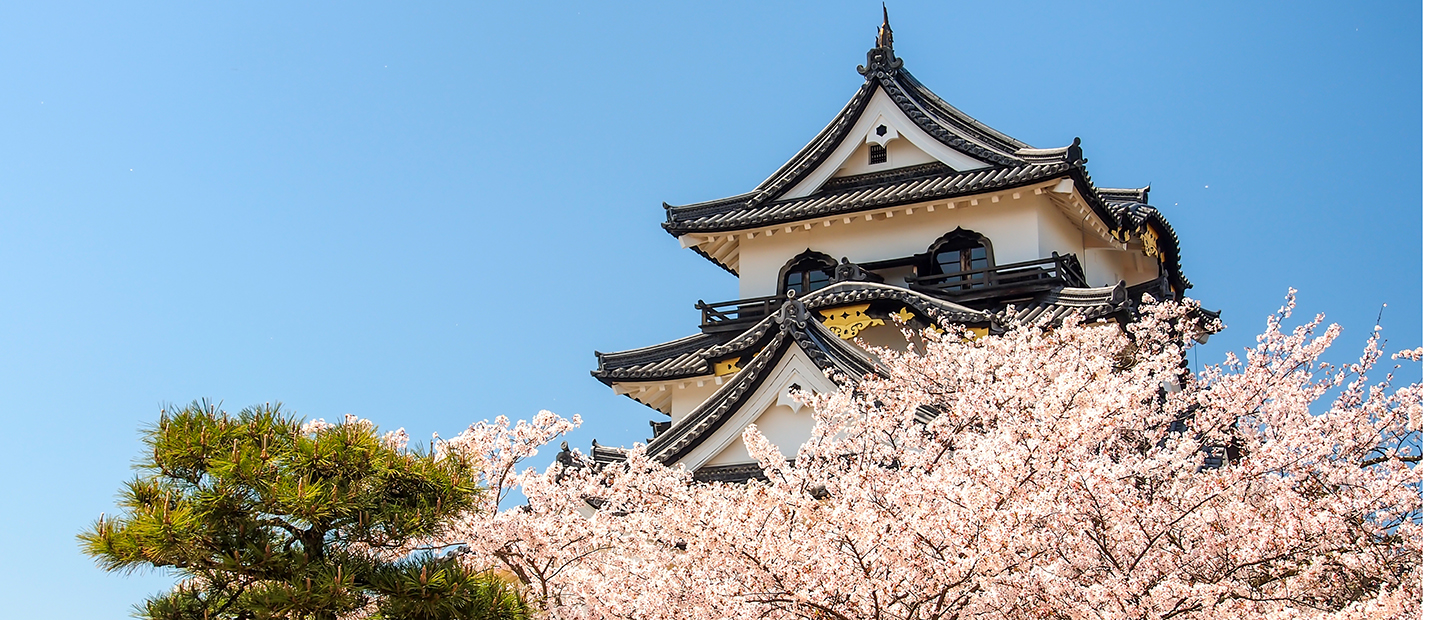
[876,4,894,49]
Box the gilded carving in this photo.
[1140,226,1160,257]
[714,357,743,376]
[818,304,885,340]
[927,324,988,342]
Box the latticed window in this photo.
[869,144,888,164]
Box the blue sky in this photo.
[0,2,1419,616]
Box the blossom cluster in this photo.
[429,295,1421,620]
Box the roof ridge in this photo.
[819,161,957,193]
[663,161,1072,235]
[595,332,719,365]
[645,295,888,465]
[891,69,1031,155]
[1095,185,1151,204]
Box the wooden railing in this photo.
[696,294,787,332]
[696,253,1086,330]
[905,252,1087,299]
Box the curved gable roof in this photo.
[664,40,1032,223]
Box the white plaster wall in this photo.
[670,381,722,423]
[834,135,936,177]
[707,401,816,466]
[779,90,987,200]
[678,343,838,469]
[1082,248,1160,289]
[1036,202,1085,265]
[1082,248,1126,288]
[1128,254,1161,285]
[735,195,1045,298]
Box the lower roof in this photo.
[594,280,1138,387]
[591,280,1152,466]
[593,282,991,387]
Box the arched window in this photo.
[778,251,836,296]
[926,228,992,287]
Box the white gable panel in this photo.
[778,90,990,201]
[677,343,838,470]
[834,134,934,176]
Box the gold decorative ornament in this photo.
[818,304,885,339]
[714,357,743,376]
[926,324,988,341]
[894,307,916,324]
[1140,226,1160,257]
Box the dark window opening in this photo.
[927,230,993,289]
[869,144,888,165]
[779,251,837,296]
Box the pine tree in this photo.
[80,401,529,620]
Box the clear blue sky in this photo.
[0,2,1419,616]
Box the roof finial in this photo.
[876,4,894,49]
[858,4,903,76]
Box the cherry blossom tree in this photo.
[434,294,1421,620]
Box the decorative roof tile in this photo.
[664,162,1072,234]
[592,332,732,385]
[594,283,989,388]
[1100,198,1192,291]
[590,280,1203,467]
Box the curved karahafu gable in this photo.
[593,282,990,388]
[591,279,1143,464]
[630,295,883,467]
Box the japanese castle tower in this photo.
[589,14,1192,482]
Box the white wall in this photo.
[706,401,815,466]
[1036,201,1085,264]
[834,135,936,177]
[735,195,1045,298]
[1082,248,1126,288]
[1083,247,1160,289]
[670,380,722,423]
[778,89,988,200]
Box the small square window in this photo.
[869,144,887,165]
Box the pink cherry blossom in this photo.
[426,294,1420,620]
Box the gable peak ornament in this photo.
[859,5,904,76]
[876,4,894,49]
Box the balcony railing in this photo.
[905,252,1087,302]
[696,294,787,333]
[695,253,1087,331]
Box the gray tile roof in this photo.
[593,281,1141,392]
[659,46,1050,235]
[593,282,990,388]
[1100,197,1192,291]
[659,43,1091,236]
[592,332,731,385]
[1095,186,1150,204]
[665,161,1073,234]
[1005,284,1132,326]
[638,297,886,466]
[591,281,1158,467]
